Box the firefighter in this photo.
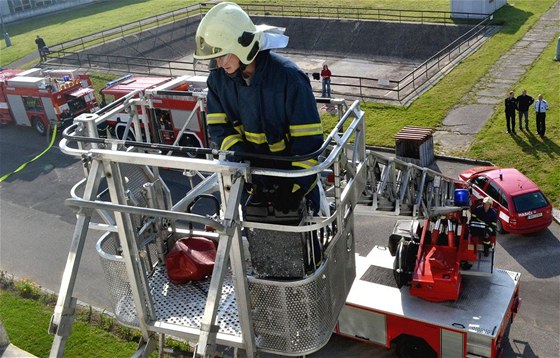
[471,196,498,256]
[193,2,323,213]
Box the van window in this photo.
[500,191,509,209]
[471,176,488,190]
[513,191,549,213]
[486,182,501,202]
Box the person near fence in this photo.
[320,64,332,98]
[516,89,534,131]
[533,94,549,138]
[504,91,517,134]
[35,35,48,62]
[193,2,323,213]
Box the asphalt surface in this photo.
[0,123,559,358]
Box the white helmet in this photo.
[194,2,262,65]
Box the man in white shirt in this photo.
[533,94,549,137]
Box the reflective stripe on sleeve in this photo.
[244,131,267,144]
[234,124,245,135]
[268,138,286,152]
[207,113,227,125]
[292,158,319,169]
[221,134,243,150]
[289,123,323,137]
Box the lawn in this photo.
[0,0,558,355]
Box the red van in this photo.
[459,166,553,234]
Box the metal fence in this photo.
[46,3,493,105]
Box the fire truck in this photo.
[49,97,520,358]
[100,74,209,151]
[0,67,98,135]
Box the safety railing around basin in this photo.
[45,4,492,105]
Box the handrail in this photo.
[45,3,492,105]
[60,96,364,184]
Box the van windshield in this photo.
[512,191,549,213]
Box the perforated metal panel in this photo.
[97,232,242,335]
[98,214,356,355]
[247,214,356,356]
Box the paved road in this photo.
[1,124,559,357]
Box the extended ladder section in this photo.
[49,95,368,357]
[363,151,465,218]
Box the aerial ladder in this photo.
[48,93,495,357]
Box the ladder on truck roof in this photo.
[49,95,370,357]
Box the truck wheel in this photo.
[33,117,47,136]
[396,335,436,358]
[178,134,202,158]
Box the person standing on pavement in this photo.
[504,91,517,134]
[534,94,549,137]
[320,64,331,98]
[516,89,534,131]
[35,35,47,62]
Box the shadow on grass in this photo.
[511,129,560,160]
[492,4,533,35]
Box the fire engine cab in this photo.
[0,68,98,135]
[100,74,208,150]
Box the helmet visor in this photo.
[194,36,225,59]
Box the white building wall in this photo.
[451,0,508,19]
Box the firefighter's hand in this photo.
[273,184,305,214]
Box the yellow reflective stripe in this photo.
[289,123,323,137]
[292,183,301,193]
[292,158,319,169]
[221,134,243,150]
[207,113,227,125]
[234,124,244,135]
[268,138,286,152]
[245,131,266,144]
[305,177,318,195]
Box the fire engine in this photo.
[49,96,520,358]
[100,74,209,151]
[0,67,98,135]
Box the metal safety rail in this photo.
[49,94,368,357]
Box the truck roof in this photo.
[102,76,173,96]
[348,246,520,339]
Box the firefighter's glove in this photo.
[272,183,305,214]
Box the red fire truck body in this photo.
[101,74,208,149]
[0,68,98,135]
[337,244,521,357]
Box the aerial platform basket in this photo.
[52,96,368,357]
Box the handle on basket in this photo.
[187,194,221,233]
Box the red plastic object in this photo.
[165,237,217,284]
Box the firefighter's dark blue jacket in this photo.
[206,50,323,194]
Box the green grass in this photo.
[0,290,139,357]
[468,38,560,205]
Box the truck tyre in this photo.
[178,134,202,158]
[396,335,436,358]
[32,117,47,136]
